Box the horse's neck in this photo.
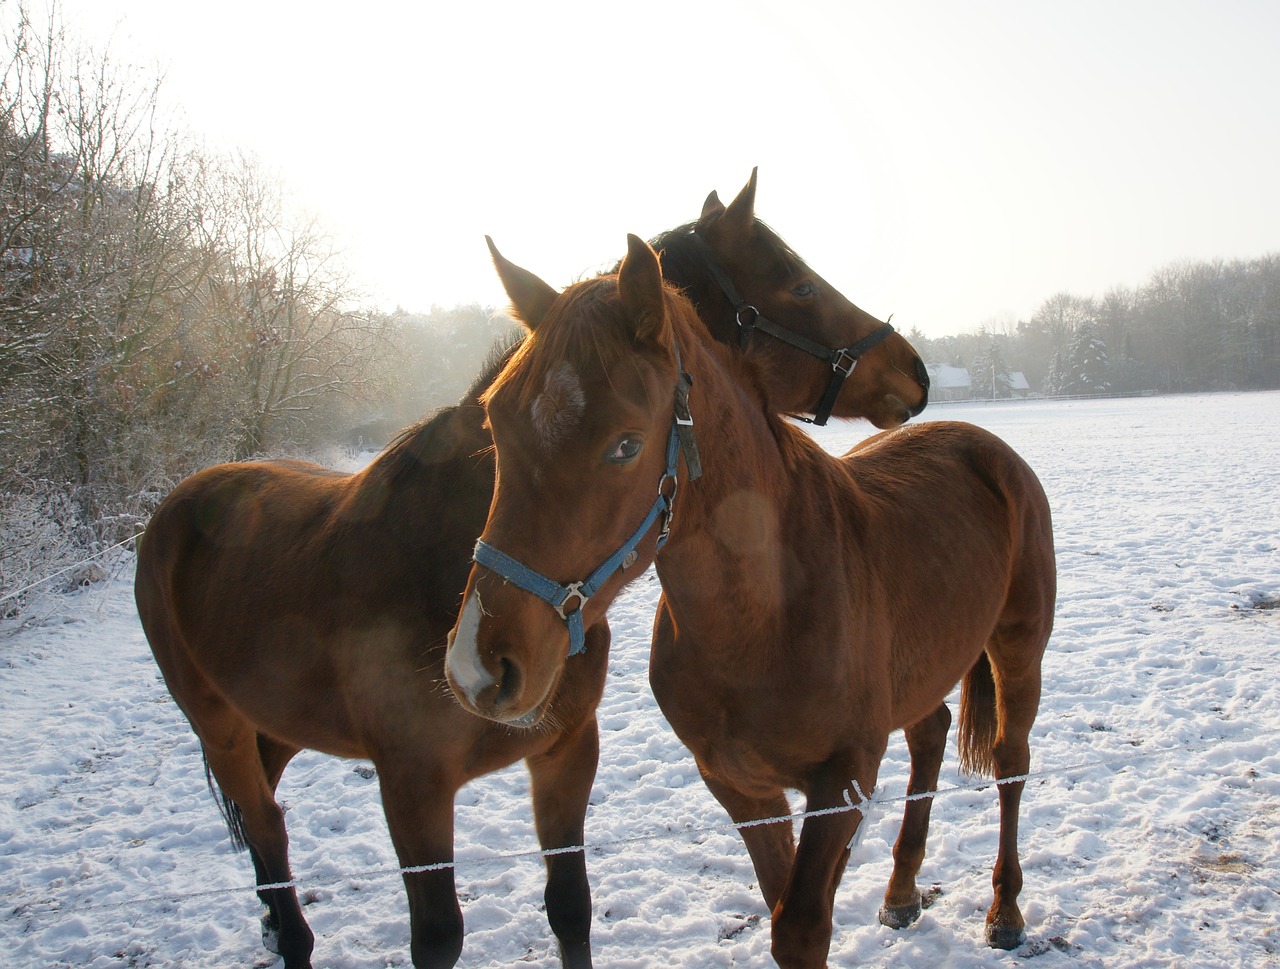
[352,403,492,519]
[659,330,843,636]
[658,236,826,416]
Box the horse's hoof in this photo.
[878,891,922,929]
[261,910,281,954]
[985,921,1027,950]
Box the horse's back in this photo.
[137,458,352,610]
[840,420,1055,638]
[135,400,512,747]
[844,421,1049,522]
[877,421,1056,604]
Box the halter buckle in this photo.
[831,348,857,377]
[554,582,589,621]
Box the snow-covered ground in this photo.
[3,391,1279,968]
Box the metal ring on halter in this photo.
[656,472,679,545]
[736,305,760,328]
[554,582,589,621]
[659,470,678,506]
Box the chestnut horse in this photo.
[134,174,930,968]
[446,235,1055,968]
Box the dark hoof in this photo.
[985,921,1027,950]
[878,890,922,929]
[559,940,594,969]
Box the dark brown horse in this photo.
[646,169,929,429]
[134,174,930,968]
[446,235,1054,968]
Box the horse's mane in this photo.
[639,222,702,291]
[463,332,526,405]
[645,223,821,458]
[641,219,806,288]
[375,333,524,481]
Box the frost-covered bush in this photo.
[0,486,85,618]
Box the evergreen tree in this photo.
[1063,326,1111,395]
[971,337,1014,398]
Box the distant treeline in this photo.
[906,256,1280,398]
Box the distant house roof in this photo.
[1008,371,1031,391]
[927,363,971,390]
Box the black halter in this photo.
[686,232,895,426]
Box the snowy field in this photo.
[3,391,1279,968]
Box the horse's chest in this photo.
[654,669,815,792]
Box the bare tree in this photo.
[1,4,379,613]
[193,153,393,457]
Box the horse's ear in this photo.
[721,166,759,238]
[486,236,558,330]
[618,233,669,347]
[697,189,725,226]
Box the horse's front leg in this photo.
[698,769,796,913]
[377,766,464,969]
[770,749,885,969]
[526,714,600,969]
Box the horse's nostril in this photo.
[914,356,931,391]
[912,358,930,416]
[494,655,521,711]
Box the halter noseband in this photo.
[472,348,702,657]
[686,231,895,426]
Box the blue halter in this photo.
[472,352,700,657]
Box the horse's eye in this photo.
[791,281,819,299]
[607,437,643,464]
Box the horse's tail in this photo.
[202,746,249,853]
[957,651,998,777]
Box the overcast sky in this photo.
[39,0,1280,337]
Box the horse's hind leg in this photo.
[201,718,313,969]
[983,621,1047,949]
[880,702,951,929]
[249,734,300,955]
[526,716,600,969]
[258,734,300,792]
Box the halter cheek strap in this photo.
[471,349,701,657]
[686,231,895,426]
[804,321,897,426]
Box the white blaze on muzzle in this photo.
[446,590,495,703]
